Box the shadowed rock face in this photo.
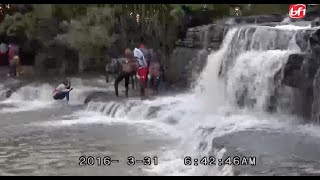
[0,79,32,99]
[175,15,285,51]
[311,18,320,28]
[224,14,284,25]
[281,29,320,87]
[175,24,224,50]
[253,27,320,121]
[309,29,320,122]
[166,48,209,88]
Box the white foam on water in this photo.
[0,84,55,113]
[30,110,177,139]
[225,50,293,111]
[0,77,113,112]
[274,24,312,30]
[15,24,320,175]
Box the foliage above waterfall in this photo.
[0,12,36,40]
[55,5,116,59]
[0,4,316,75]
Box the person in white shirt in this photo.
[133,48,149,97]
[52,80,73,101]
[133,48,148,68]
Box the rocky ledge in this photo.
[173,14,320,122]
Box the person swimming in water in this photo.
[53,80,73,102]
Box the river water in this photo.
[1,25,320,176]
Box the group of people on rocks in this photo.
[52,43,165,103]
[0,41,22,77]
[113,43,164,98]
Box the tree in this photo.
[111,4,186,59]
[241,4,289,16]
[55,5,116,73]
[0,11,37,41]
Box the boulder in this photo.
[166,47,209,88]
[282,54,306,88]
[311,17,320,28]
[310,29,320,55]
[278,27,320,121]
[312,69,320,123]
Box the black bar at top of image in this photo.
[1,1,320,5]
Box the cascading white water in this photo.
[217,26,308,111]
[0,84,56,112]
[0,77,112,113]
[8,84,54,102]
[78,24,320,176]
[0,84,6,99]
[225,50,294,111]
[193,28,238,112]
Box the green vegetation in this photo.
[0,4,292,74]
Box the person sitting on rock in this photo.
[53,80,73,102]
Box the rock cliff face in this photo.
[277,27,320,121]
[165,48,209,88]
[169,15,285,88]
[309,29,320,122]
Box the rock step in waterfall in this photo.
[172,14,320,122]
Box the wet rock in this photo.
[198,141,208,151]
[295,30,314,52]
[176,24,225,50]
[311,18,320,28]
[278,27,320,121]
[83,91,115,104]
[305,9,320,21]
[282,54,306,88]
[223,14,284,26]
[177,14,286,50]
[173,15,287,88]
[5,90,13,98]
[166,117,178,125]
[146,106,161,119]
[312,69,320,123]
[166,48,209,87]
[0,80,33,99]
[309,29,320,122]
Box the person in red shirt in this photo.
[7,43,20,77]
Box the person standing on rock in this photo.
[114,49,138,97]
[7,43,20,77]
